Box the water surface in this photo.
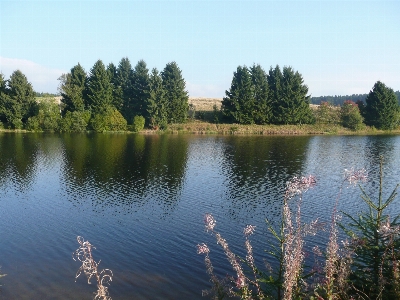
[0,133,400,299]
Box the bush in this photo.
[340,100,364,130]
[132,115,145,132]
[90,108,127,132]
[59,111,89,132]
[314,102,340,124]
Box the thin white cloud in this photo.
[0,57,66,94]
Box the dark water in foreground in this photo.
[0,133,400,299]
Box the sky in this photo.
[0,0,399,97]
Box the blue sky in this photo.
[0,0,399,97]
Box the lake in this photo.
[0,133,400,299]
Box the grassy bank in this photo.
[146,120,400,135]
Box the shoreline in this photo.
[2,121,399,136]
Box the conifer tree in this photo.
[115,57,133,119]
[267,65,283,124]
[85,60,114,114]
[269,66,313,124]
[250,64,271,124]
[2,70,37,128]
[161,62,189,123]
[222,65,255,124]
[131,60,150,122]
[364,81,399,130]
[107,62,119,109]
[147,68,167,129]
[59,63,86,114]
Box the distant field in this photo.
[189,97,222,111]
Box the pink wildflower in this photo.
[197,243,210,255]
[344,168,367,185]
[204,213,216,232]
[286,175,316,199]
[243,225,256,236]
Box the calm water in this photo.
[0,133,400,299]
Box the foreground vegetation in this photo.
[198,158,400,299]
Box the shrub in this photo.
[132,115,145,132]
[314,101,340,125]
[340,100,364,130]
[90,108,127,132]
[59,111,89,132]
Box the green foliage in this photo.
[314,102,340,125]
[147,68,167,129]
[0,70,37,128]
[342,158,400,299]
[212,104,221,124]
[131,60,150,122]
[26,98,61,131]
[59,63,86,114]
[161,62,189,123]
[132,115,145,132]
[59,110,90,132]
[251,64,271,124]
[89,107,127,132]
[340,100,364,130]
[269,66,314,125]
[116,57,133,117]
[85,60,114,114]
[364,81,400,130]
[222,65,256,124]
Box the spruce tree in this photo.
[222,65,255,124]
[250,64,271,124]
[267,65,283,124]
[131,60,150,122]
[116,57,133,120]
[0,73,10,124]
[161,62,189,123]
[5,70,37,128]
[364,81,399,130]
[269,66,313,124]
[147,68,167,129]
[107,62,119,109]
[85,60,114,114]
[59,63,86,114]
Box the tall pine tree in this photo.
[364,81,399,130]
[4,70,37,128]
[250,64,271,124]
[115,57,133,120]
[161,62,189,123]
[59,63,86,114]
[85,60,114,114]
[222,65,255,124]
[147,68,167,129]
[131,60,150,122]
[268,66,313,124]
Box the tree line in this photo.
[222,64,400,130]
[0,60,399,132]
[310,91,400,106]
[0,58,189,132]
[221,64,314,125]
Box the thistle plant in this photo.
[73,236,113,300]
